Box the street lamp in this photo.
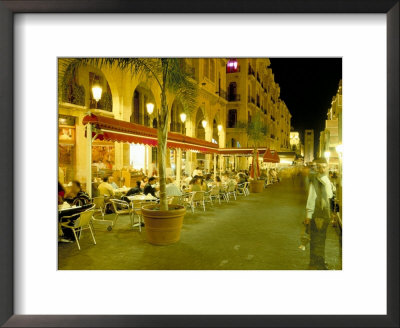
[146,103,154,115]
[180,113,186,135]
[217,124,222,132]
[92,83,102,108]
[202,120,207,128]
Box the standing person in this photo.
[304,158,335,270]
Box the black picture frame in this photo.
[0,0,398,327]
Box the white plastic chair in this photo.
[60,209,96,250]
[208,186,222,205]
[226,182,237,201]
[109,199,134,231]
[186,191,206,213]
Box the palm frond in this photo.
[164,58,198,114]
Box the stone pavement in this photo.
[58,179,342,270]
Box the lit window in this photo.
[226,59,239,73]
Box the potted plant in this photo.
[246,112,268,193]
[62,58,197,245]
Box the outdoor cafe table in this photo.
[127,194,157,202]
[114,187,130,194]
[58,203,92,218]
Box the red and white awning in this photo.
[83,114,219,154]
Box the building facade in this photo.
[58,58,291,185]
[318,80,342,167]
[304,129,314,164]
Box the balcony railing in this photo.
[228,93,241,102]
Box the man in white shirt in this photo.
[304,158,334,270]
[165,177,182,197]
[97,176,115,197]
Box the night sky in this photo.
[269,58,342,151]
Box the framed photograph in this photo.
[0,0,398,327]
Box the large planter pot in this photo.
[142,204,186,245]
[250,180,264,193]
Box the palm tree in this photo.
[246,112,268,180]
[61,58,198,211]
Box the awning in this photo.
[262,148,275,162]
[218,148,268,156]
[277,151,296,164]
[83,114,219,154]
[270,150,280,163]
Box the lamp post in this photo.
[87,84,103,198]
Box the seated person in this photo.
[58,182,65,205]
[166,177,182,197]
[97,176,115,197]
[126,181,142,196]
[65,180,91,205]
[189,177,203,192]
[143,177,158,197]
[200,177,209,192]
[204,173,213,184]
[236,173,247,185]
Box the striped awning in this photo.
[83,114,219,154]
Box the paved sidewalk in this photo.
[58,179,342,270]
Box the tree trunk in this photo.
[253,147,258,180]
[157,92,169,211]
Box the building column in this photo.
[186,151,193,176]
[213,153,217,180]
[86,123,92,198]
[205,154,211,173]
[176,148,182,185]
[145,145,152,176]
